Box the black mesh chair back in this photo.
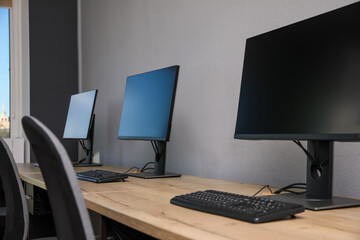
[0,137,29,240]
[21,116,94,240]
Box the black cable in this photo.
[122,167,139,174]
[275,189,306,195]
[293,140,328,171]
[141,167,155,172]
[140,162,155,172]
[252,185,273,197]
[76,140,92,164]
[79,140,85,150]
[151,141,159,155]
[79,140,90,154]
[77,158,86,164]
[274,183,306,195]
[153,141,159,154]
[151,141,162,162]
[293,140,318,166]
[278,182,306,188]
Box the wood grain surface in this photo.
[18,163,360,240]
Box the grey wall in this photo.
[80,0,360,198]
[29,0,78,161]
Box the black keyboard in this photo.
[76,170,128,183]
[170,190,304,223]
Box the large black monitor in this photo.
[63,89,101,167]
[235,2,360,210]
[118,65,180,178]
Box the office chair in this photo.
[22,116,94,240]
[0,137,29,240]
[0,178,6,237]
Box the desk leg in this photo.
[100,215,107,240]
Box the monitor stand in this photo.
[127,141,181,179]
[36,115,103,168]
[262,140,360,210]
[74,114,102,168]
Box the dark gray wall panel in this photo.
[29,0,78,162]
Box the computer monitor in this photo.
[118,65,180,178]
[235,2,360,210]
[63,89,101,167]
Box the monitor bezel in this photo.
[117,65,180,142]
[63,89,98,140]
[234,133,360,141]
[234,1,360,142]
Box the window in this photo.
[0,0,30,163]
[0,9,10,138]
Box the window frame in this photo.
[2,0,30,163]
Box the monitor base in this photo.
[128,171,181,179]
[261,193,360,211]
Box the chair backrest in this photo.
[21,116,94,240]
[0,137,29,240]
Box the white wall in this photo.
[80,0,360,198]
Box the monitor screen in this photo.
[234,2,360,141]
[63,90,98,139]
[118,66,179,141]
[234,2,360,210]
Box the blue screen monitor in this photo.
[118,66,180,178]
[64,90,97,139]
[63,89,100,166]
[118,66,178,141]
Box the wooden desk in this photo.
[17,163,360,240]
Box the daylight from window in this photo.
[0,9,10,138]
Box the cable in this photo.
[79,140,90,154]
[79,140,85,150]
[76,140,92,164]
[253,183,306,197]
[140,162,155,172]
[275,189,306,195]
[293,140,319,166]
[293,140,330,171]
[253,143,311,198]
[252,185,273,197]
[77,158,86,164]
[141,167,155,172]
[122,167,139,174]
[274,183,306,195]
[151,141,162,162]
[121,163,155,175]
[151,141,159,155]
